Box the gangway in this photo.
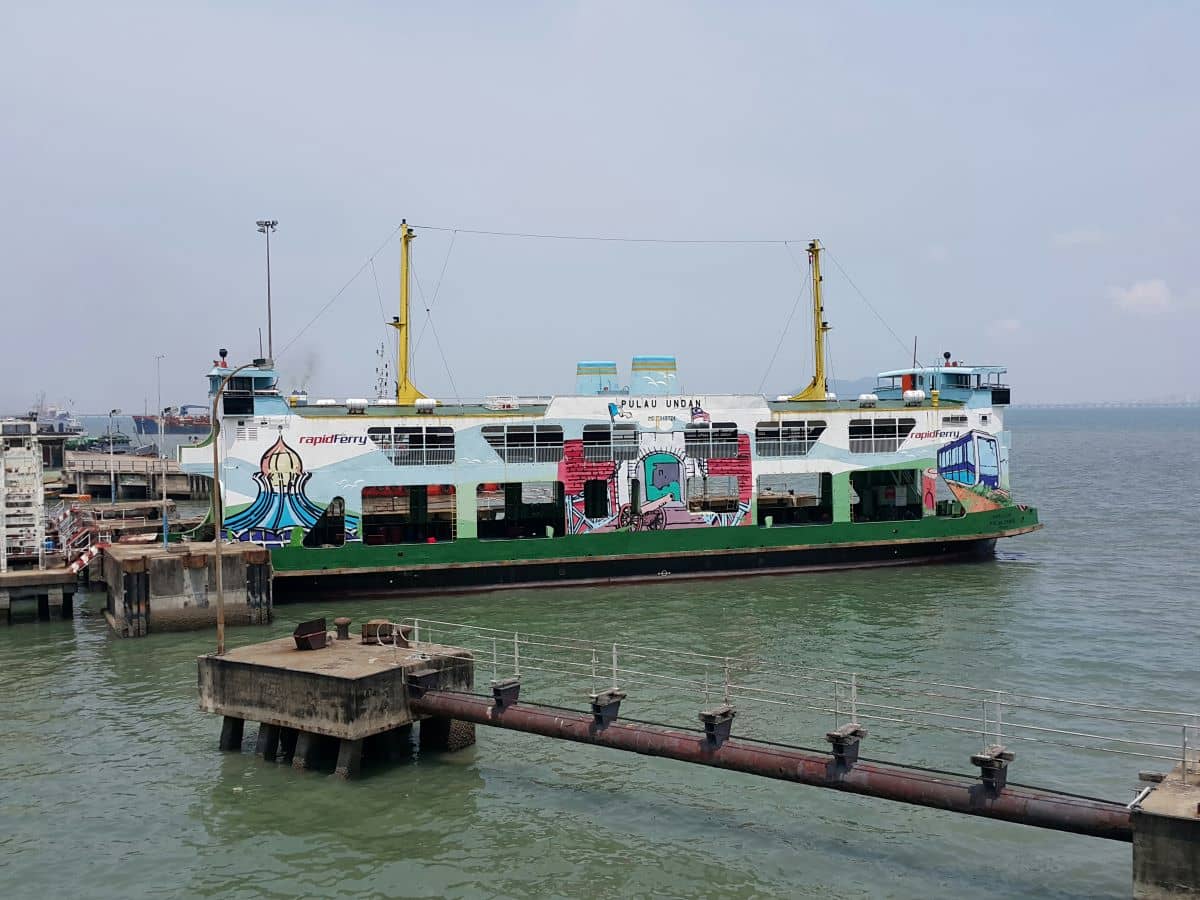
[389,617,1198,842]
[200,616,1200,894]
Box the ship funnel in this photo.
[576,361,619,395]
[631,356,676,396]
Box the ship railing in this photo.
[755,439,817,458]
[583,445,639,463]
[849,438,905,453]
[494,447,566,464]
[684,440,742,460]
[387,448,456,466]
[388,617,1200,795]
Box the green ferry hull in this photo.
[271,506,1040,601]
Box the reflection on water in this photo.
[4,409,1197,898]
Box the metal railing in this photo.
[582,443,640,463]
[391,617,1200,787]
[493,446,565,464]
[385,448,456,466]
[64,457,180,474]
[684,441,741,460]
[849,438,906,454]
[754,439,818,457]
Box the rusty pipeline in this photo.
[410,690,1132,842]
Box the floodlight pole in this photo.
[256,220,278,359]
[211,362,255,655]
[108,408,121,503]
[156,354,168,548]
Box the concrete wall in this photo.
[1133,809,1200,898]
[104,544,271,636]
[198,646,474,741]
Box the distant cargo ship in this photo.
[133,405,211,436]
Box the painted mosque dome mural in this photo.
[225,434,359,546]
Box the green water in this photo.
[2,408,1197,898]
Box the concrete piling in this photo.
[377,725,414,762]
[419,717,477,753]
[277,728,299,764]
[219,716,244,751]
[256,724,281,761]
[291,732,323,771]
[334,739,365,780]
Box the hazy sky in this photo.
[3,1,1198,412]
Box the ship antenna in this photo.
[392,219,427,404]
[789,238,832,401]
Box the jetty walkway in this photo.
[201,616,1200,896]
[63,451,210,502]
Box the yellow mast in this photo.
[392,219,426,404]
[789,238,832,401]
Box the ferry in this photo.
[181,224,1040,598]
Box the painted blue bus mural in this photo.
[938,430,1000,489]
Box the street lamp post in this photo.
[256,220,278,359]
[108,408,121,504]
[156,354,168,548]
[210,362,256,655]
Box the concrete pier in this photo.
[197,626,474,778]
[65,451,209,501]
[0,567,78,624]
[1133,755,1200,898]
[102,542,271,637]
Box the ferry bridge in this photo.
[200,617,1200,895]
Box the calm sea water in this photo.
[2,408,1197,899]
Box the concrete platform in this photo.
[198,627,475,778]
[1133,754,1200,898]
[102,541,271,637]
[0,566,78,624]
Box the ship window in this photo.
[361,485,456,545]
[302,496,346,547]
[941,415,969,427]
[848,417,917,453]
[582,424,638,461]
[367,426,455,465]
[476,481,565,540]
[850,470,923,523]
[482,424,564,463]
[754,420,826,457]
[756,473,832,526]
[583,479,610,518]
[685,475,741,514]
[222,394,254,416]
[684,422,740,459]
